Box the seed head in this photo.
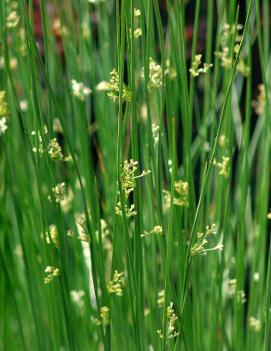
[107,270,125,296]
[48,138,63,161]
[134,8,141,17]
[121,159,138,198]
[157,289,165,308]
[133,28,142,38]
[140,225,163,238]
[44,266,60,284]
[70,290,85,310]
[0,91,8,118]
[174,180,189,207]
[0,117,8,136]
[71,79,92,101]
[236,290,246,304]
[52,182,66,203]
[6,11,20,28]
[142,57,164,91]
[157,302,179,339]
[107,69,131,102]
[213,156,230,178]
[189,54,213,77]
[249,317,261,332]
[252,84,266,115]
[44,224,59,248]
[100,306,110,326]
[191,224,222,256]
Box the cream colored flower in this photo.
[107,270,125,296]
[44,266,60,284]
[6,11,19,28]
[0,117,8,135]
[71,79,92,101]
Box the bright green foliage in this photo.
[0,0,270,350]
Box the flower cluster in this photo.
[162,179,189,210]
[107,270,125,296]
[91,306,110,327]
[70,290,85,311]
[44,266,60,284]
[133,28,142,38]
[174,180,189,207]
[115,202,137,217]
[218,134,227,147]
[47,138,63,161]
[107,69,131,102]
[140,225,163,238]
[129,8,142,39]
[0,57,18,71]
[76,212,90,242]
[213,156,230,178]
[189,54,213,77]
[52,182,66,203]
[0,91,9,136]
[157,289,165,308]
[43,224,59,248]
[95,81,108,92]
[249,317,261,332]
[53,17,68,37]
[152,123,160,145]
[191,224,223,256]
[6,11,20,29]
[216,23,242,68]
[216,23,249,76]
[121,159,139,198]
[227,278,237,297]
[252,84,266,115]
[236,290,246,304]
[142,59,176,87]
[157,302,179,339]
[20,99,28,111]
[100,306,110,326]
[116,159,150,217]
[142,57,163,91]
[0,117,8,136]
[134,8,141,17]
[31,127,70,161]
[226,278,246,304]
[71,79,92,101]
[31,125,48,154]
[216,47,231,68]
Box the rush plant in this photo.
[0,1,270,350]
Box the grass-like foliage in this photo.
[1,0,271,350]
